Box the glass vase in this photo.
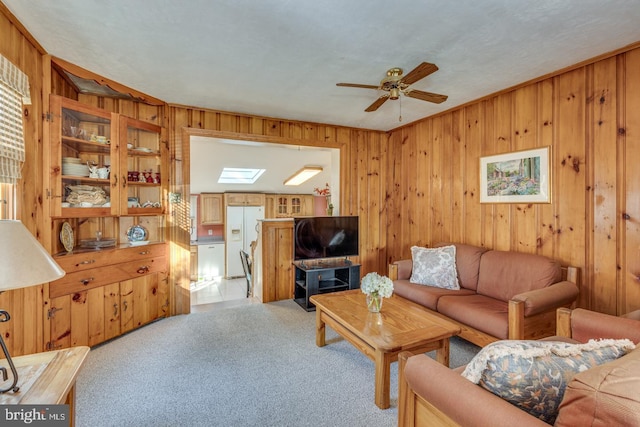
[366,293,383,313]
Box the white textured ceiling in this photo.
[4,0,640,131]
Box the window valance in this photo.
[0,55,30,184]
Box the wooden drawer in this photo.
[50,256,167,298]
[54,243,167,273]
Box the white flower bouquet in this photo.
[360,272,394,298]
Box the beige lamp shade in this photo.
[0,220,65,291]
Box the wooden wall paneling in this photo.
[450,110,466,244]
[461,103,483,247]
[512,85,539,253]
[364,132,382,275]
[439,114,454,245]
[589,57,619,314]
[377,132,389,270]
[413,121,430,248]
[553,68,588,280]
[385,130,402,262]
[170,109,193,315]
[478,98,497,249]
[490,93,514,251]
[351,132,371,274]
[536,79,557,261]
[430,116,446,244]
[621,49,640,314]
[404,126,419,256]
[0,7,48,356]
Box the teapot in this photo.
[88,163,110,179]
[88,162,98,178]
[97,166,110,179]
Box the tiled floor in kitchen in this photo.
[190,277,258,312]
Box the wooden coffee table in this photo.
[310,289,460,409]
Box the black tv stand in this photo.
[293,261,360,311]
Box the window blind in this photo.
[0,55,31,185]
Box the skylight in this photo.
[218,167,266,184]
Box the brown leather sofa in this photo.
[397,308,640,426]
[389,243,579,347]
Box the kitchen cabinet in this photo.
[225,193,265,206]
[200,193,223,225]
[267,194,314,218]
[197,242,225,281]
[47,244,169,350]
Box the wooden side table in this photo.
[0,346,90,427]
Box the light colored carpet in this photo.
[76,299,479,427]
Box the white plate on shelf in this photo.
[129,240,150,246]
[126,225,148,242]
[60,222,74,252]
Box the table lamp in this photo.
[0,220,65,393]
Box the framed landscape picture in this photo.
[480,146,551,203]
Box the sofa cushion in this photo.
[435,242,488,291]
[476,250,562,302]
[555,347,640,426]
[410,245,460,289]
[437,294,509,339]
[393,279,475,310]
[461,339,635,424]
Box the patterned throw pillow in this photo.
[409,245,460,290]
[461,339,636,424]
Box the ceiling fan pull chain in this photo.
[399,95,402,122]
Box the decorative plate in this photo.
[60,222,74,252]
[126,225,148,242]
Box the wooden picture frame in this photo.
[480,146,551,203]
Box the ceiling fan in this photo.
[336,62,448,112]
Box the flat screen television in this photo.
[294,216,359,261]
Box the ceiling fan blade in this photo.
[404,89,448,104]
[336,83,379,90]
[365,95,389,112]
[400,62,439,86]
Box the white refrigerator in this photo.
[225,205,264,278]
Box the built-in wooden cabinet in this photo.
[200,193,223,225]
[266,194,314,218]
[225,193,265,206]
[48,95,167,220]
[45,95,169,350]
[47,245,169,349]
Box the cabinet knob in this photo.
[80,277,94,286]
[137,266,150,274]
[78,259,95,265]
[138,250,150,255]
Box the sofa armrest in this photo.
[557,307,640,344]
[400,353,549,427]
[389,259,412,281]
[511,281,579,317]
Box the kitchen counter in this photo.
[191,237,224,246]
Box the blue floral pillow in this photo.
[409,245,459,289]
[461,339,635,424]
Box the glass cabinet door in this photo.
[118,116,166,216]
[49,95,118,218]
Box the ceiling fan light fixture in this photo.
[284,166,323,186]
[389,87,400,100]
